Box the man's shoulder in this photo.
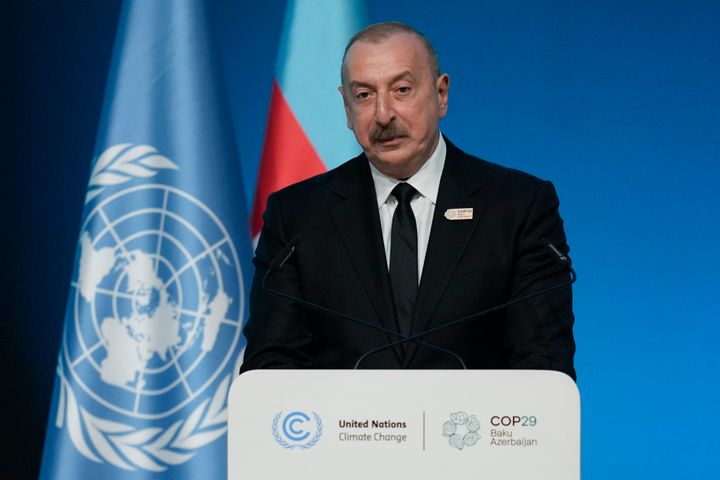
[445,139,550,192]
[271,153,367,200]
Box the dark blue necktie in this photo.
[390,182,418,341]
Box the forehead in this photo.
[344,33,431,82]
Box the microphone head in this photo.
[269,236,301,271]
[543,240,571,268]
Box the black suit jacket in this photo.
[241,140,576,379]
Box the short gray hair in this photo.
[341,22,441,84]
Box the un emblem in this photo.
[54,144,244,471]
[272,411,323,449]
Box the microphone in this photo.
[261,238,468,368]
[353,242,576,368]
[269,236,300,271]
[544,239,571,267]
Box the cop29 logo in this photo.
[442,411,481,450]
[272,411,323,449]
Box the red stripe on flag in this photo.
[251,80,327,237]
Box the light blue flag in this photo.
[39,1,252,478]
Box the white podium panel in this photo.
[228,370,579,480]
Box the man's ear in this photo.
[436,73,450,118]
[338,86,353,129]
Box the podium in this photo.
[228,370,579,479]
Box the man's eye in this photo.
[355,91,370,100]
[397,86,412,94]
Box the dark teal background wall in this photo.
[2,0,719,477]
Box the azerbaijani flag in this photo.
[250,0,366,237]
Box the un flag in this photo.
[39,1,253,478]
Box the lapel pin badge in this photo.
[444,208,473,220]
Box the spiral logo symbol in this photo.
[272,411,323,449]
[283,412,312,441]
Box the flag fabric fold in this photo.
[250,0,365,237]
[40,1,252,478]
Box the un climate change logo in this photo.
[272,411,323,449]
[55,144,244,471]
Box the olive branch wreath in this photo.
[85,144,178,204]
[55,368,230,472]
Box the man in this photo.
[241,22,575,379]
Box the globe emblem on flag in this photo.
[64,182,243,418]
[53,145,245,471]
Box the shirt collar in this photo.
[369,133,446,208]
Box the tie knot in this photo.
[391,182,417,204]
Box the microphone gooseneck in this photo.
[262,237,467,368]
[354,266,576,368]
[353,243,576,368]
[262,238,575,370]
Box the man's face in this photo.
[340,33,449,179]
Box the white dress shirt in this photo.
[369,134,446,281]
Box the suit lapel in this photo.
[405,141,486,365]
[328,157,404,362]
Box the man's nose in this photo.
[374,93,395,126]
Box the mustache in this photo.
[371,122,408,142]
